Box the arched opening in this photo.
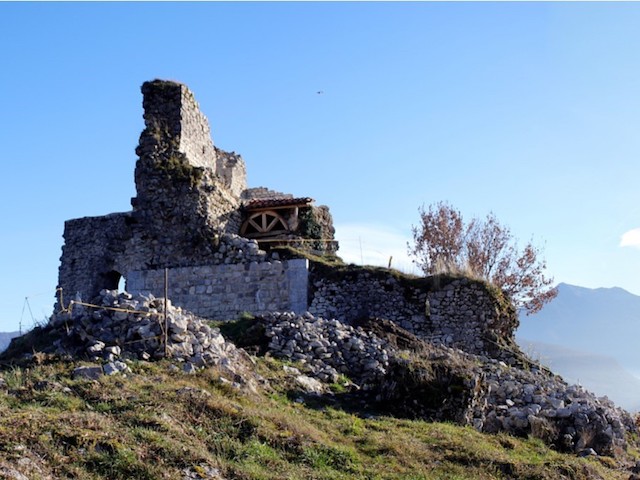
[102,270,126,292]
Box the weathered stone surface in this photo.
[310,273,518,361]
[50,290,262,392]
[72,365,103,380]
[55,80,336,314]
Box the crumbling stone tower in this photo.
[56,80,335,315]
[131,80,247,267]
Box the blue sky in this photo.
[1,3,640,332]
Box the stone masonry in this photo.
[55,80,517,362]
[309,268,518,360]
[127,258,310,319]
[56,80,335,315]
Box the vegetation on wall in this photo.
[409,201,557,314]
[298,207,324,250]
[154,154,204,188]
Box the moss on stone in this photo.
[156,154,204,188]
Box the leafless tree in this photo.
[409,202,557,314]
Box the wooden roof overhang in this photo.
[240,197,314,239]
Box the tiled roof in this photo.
[244,197,314,210]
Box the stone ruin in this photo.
[43,80,637,457]
[54,79,524,359]
[57,79,336,318]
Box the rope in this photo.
[68,300,152,316]
[253,238,337,243]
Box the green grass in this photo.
[0,357,635,479]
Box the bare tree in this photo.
[409,202,557,314]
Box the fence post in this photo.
[164,268,169,358]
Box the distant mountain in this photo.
[0,331,21,353]
[517,283,640,377]
[518,339,640,412]
[517,283,640,411]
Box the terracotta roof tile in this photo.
[244,197,314,210]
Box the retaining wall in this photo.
[308,268,517,358]
[126,259,309,320]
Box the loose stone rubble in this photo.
[262,311,391,386]
[48,290,259,391]
[35,290,637,457]
[261,311,635,456]
[472,353,634,456]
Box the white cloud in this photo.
[620,228,640,249]
[333,223,418,274]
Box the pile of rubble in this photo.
[260,312,635,456]
[262,311,391,386]
[48,290,257,389]
[474,356,634,456]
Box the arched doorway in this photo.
[101,270,126,292]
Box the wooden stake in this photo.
[164,268,169,358]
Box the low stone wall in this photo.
[126,258,309,320]
[309,268,517,359]
[424,279,517,358]
[309,271,427,328]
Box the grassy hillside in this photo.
[0,354,637,480]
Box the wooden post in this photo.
[164,268,169,358]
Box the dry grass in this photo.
[0,357,635,479]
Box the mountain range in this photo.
[517,282,640,411]
[0,331,20,353]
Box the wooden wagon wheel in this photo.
[241,210,289,236]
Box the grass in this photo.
[0,356,636,479]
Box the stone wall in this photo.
[56,213,133,307]
[308,267,518,359]
[242,187,293,201]
[424,279,518,358]
[56,80,336,307]
[215,148,246,199]
[126,258,309,320]
[132,80,245,250]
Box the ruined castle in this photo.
[47,83,636,458]
[57,80,336,318]
[56,79,517,359]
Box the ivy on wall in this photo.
[298,208,323,250]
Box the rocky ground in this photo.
[259,312,635,457]
[6,289,637,462]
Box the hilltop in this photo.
[3,80,639,478]
[1,314,639,480]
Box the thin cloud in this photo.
[333,223,418,274]
[620,228,640,249]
